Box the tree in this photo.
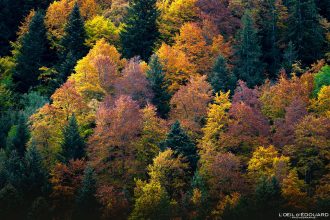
[130,179,171,220]
[161,121,198,171]
[286,0,325,64]
[313,65,330,96]
[58,3,87,82]
[13,10,49,93]
[74,167,99,220]
[61,114,85,162]
[282,41,298,74]
[6,114,29,157]
[146,54,171,118]
[120,0,159,60]
[311,85,330,118]
[170,75,213,134]
[27,197,51,220]
[234,10,264,87]
[23,144,49,201]
[0,184,23,219]
[208,55,235,93]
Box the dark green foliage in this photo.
[209,55,236,93]
[282,41,298,74]
[0,111,17,149]
[258,0,281,78]
[23,144,48,199]
[58,3,87,82]
[12,10,50,93]
[147,54,171,118]
[234,11,264,87]
[161,121,198,171]
[74,167,99,220]
[254,177,282,219]
[61,114,86,162]
[286,0,325,65]
[3,150,25,190]
[27,197,51,220]
[120,0,159,61]
[0,184,24,220]
[6,114,29,157]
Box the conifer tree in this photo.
[58,3,87,82]
[74,167,99,220]
[161,121,198,170]
[6,114,29,158]
[147,55,171,118]
[286,0,325,64]
[282,41,297,74]
[13,10,49,93]
[234,11,264,88]
[23,144,48,200]
[120,0,159,61]
[61,114,85,162]
[209,55,235,93]
[0,184,23,219]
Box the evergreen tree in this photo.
[3,151,25,190]
[282,41,298,74]
[234,11,264,88]
[120,0,159,61]
[6,114,29,158]
[147,54,171,118]
[161,121,198,171]
[58,3,87,82]
[61,114,85,162]
[258,0,282,78]
[209,55,235,93]
[0,184,24,219]
[74,167,99,220]
[13,10,49,93]
[23,144,48,200]
[286,0,325,65]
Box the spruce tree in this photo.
[58,3,87,82]
[286,0,325,65]
[120,0,159,61]
[61,114,85,162]
[23,144,48,200]
[209,55,235,93]
[258,0,281,78]
[234,11,264,88]
[282,41,298,74]
[6,114,29,158]
[74,167,99,220]
[161,121,198,170]
[147,54,171,118]
[13,10,49,93]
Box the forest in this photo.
[0,0,329,219]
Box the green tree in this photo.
[130,180,171,220]
[58,3,87,82]
[161,121,198,171]
[313,65,330,96]
[282,41,298,74]
[208,55,235,93]
[74,166,99,220]
[147,55,171,118]
[234,10,264,87]
[0,184,24,219]
[6,114,29,157]
[120,0,159,61]
[61,114,85,162]
[286,0,325,64]
[12,10,49,93]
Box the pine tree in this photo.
[61,114,85,162]
[23,144,48,200]
[74,167,99,220]
[147,54,171,118]
[120,0,159,61]
[6,114,29,158]
[258,0,282,78]
[282,41,297,74]
[13,10,49,93]
[208,55,235,93]
[286,0,325,65]
[161,121,198,171]
[58,3,87,82]
[234,10,264,88]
